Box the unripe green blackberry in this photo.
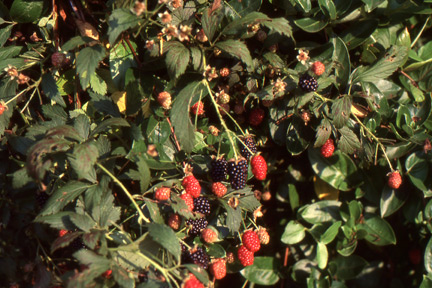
[211,157,228,182]
[239,136,257,160]
[227,159,248,190]
[186,218,208,235]
[298,74,318,92]
[193,196,211,215]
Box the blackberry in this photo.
[186,218,208,235]
[211,157,227,182]
[193,197,211,215]
[189,247,210,269]
[227,159,248,190]
[239,136,257,160]
[298,74,318,92]
[35,192,49,208]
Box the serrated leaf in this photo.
[314,118,332,147]
[11,167,33,189]
[340,19,378,50]
[332,95,351,128]
[170,81,203,153]
[68,142,99,182]
[0,46,22,60]
[92,192,121,228]
[281,221,306,244]
[221,200,242,234]
[90,73,107,95]
[62,36,95,51]
[112,265,135,288]
[201,8,223,42]
[222,12,269,35]
[148,223,181,260]
[110,39,137,89]
[113,249,150,271]
[261,18,292,38]
[171,194,194,219]
[190,47,204,71]
[90,117,130,138]
[352,46,409,83]
[108,9,141,45]
[34,211,76,230]
[143,197,164,224]
[165,41,190,80]
[184,264,210,285]
[51,231,83,253]
[338,126,361,154]
[69,213,97,232]
[294,17,327,33]
[241,257,280,285]
[10,0,44,23]
[41,74,66,107]
[0,25,13,47]
[332,36,351,91]
[73,114,91,140]
[76,45,106,89]
[405,152,429,191]
[39,181,92,215]
[215,40,253,70]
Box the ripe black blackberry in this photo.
[227,159,248,190]
[240,136,257,160]
[189,247,210,269]
[211,157,227,182]
[186,218,208,235]
[35,192,49,209]
[193,197,211,215]
[298,74,318,92]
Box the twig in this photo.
[400,70,418,87]
[411,16,430,48]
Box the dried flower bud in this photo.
[133,1,147,16]
[195,29,208,43]
[256,30,267,42]
[220,67,230,77]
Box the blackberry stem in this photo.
[204,80,239,159]
[314,92,332,103]
[351,113,394,171]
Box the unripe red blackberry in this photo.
[168,213,181,230]
[321,139,335,158]
[388,171,402,189]
[51,52,67,68]
[191,101,204,115]
[220,67,230,77]
[157,91,171,109]
[311,61,325,76]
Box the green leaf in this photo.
[338,126,361,154]
[221,200,242,234]
[261,18,292,38]
[281,221,306,244]
[51,231,83,253]
[69,213,97,232]
[318,0,337,20]
[405,152,429,191]
[90,73,107,96]
[331,36,350,91]
[92,192,121,228]
[321,221,342,244]
[108,9,141,45]
[396,27,411,48]
[420,275,432,288]
[45,125,82,141]
[10,0,44,23]
[352,46,409,83]
[184,264,210,285]
[340,19,378,50]
[308,149,361,191]
[332,95,351,128]
[201,8,223,42]
[316,242,328,269]
[170,81,203,153]
[226,0,262,18]
[62,36,95,51]
[0,46,22,60]
[241,257,280,286]
[113,249,149,271]
[109,39,137,89]
[112,263,135,288]
[294,0,311,12]
[68,142,99,182]
[357,214,396,246]
[41,74,66,107]
[39,181,92,215]
[299,200,342,224]
[314,118,332,147]
[165,41,190,80]
[215,40,254,70]
[90,117,130,138]
[330,255,368,280]
[0,25,13,47]
[136,155,151,192]
[34,211,76,230]
[286,116,312,155]
[148,223,181,260]
[190,47,204,71]
[76,45,106,89]
[143,197,165,224]
[222,12,269,35]
[361,0,385,12]
[294,17,328,33]
[74,114,91,140]
[425,237,432,274]
[380,185,407,218]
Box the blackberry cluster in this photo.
[298,74,318,92]
[193,197,211,215]
[211,158,227,182]
[227,159,248,190]
[240,136,257,160]
[186,218,208,235]
[35,192,49,208]
[189,247,210,269]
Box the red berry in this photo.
[210,259,226,280]
[220,67,230,77]
[51,52,67,68]
[168,213,181,230]
[0,104,5,115]
[201,228,217,243]
[191,101,204,116]
[256,228,270,245]
[237,245,254,267]
[409,249,421,265]
[180,193,194,211]
[321,139,335,158]
[388,171,402,189]
[251,155,267,181]
[249,108,265,126]
[183,273,204,288]
[102,269,112,279]
[242,230,261,252]
[212,182,227,198]
[157,91,171,109]
[311,61,325,76]
[182,175,201,198]
[59,229,68,237]
[154,187,171,201]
